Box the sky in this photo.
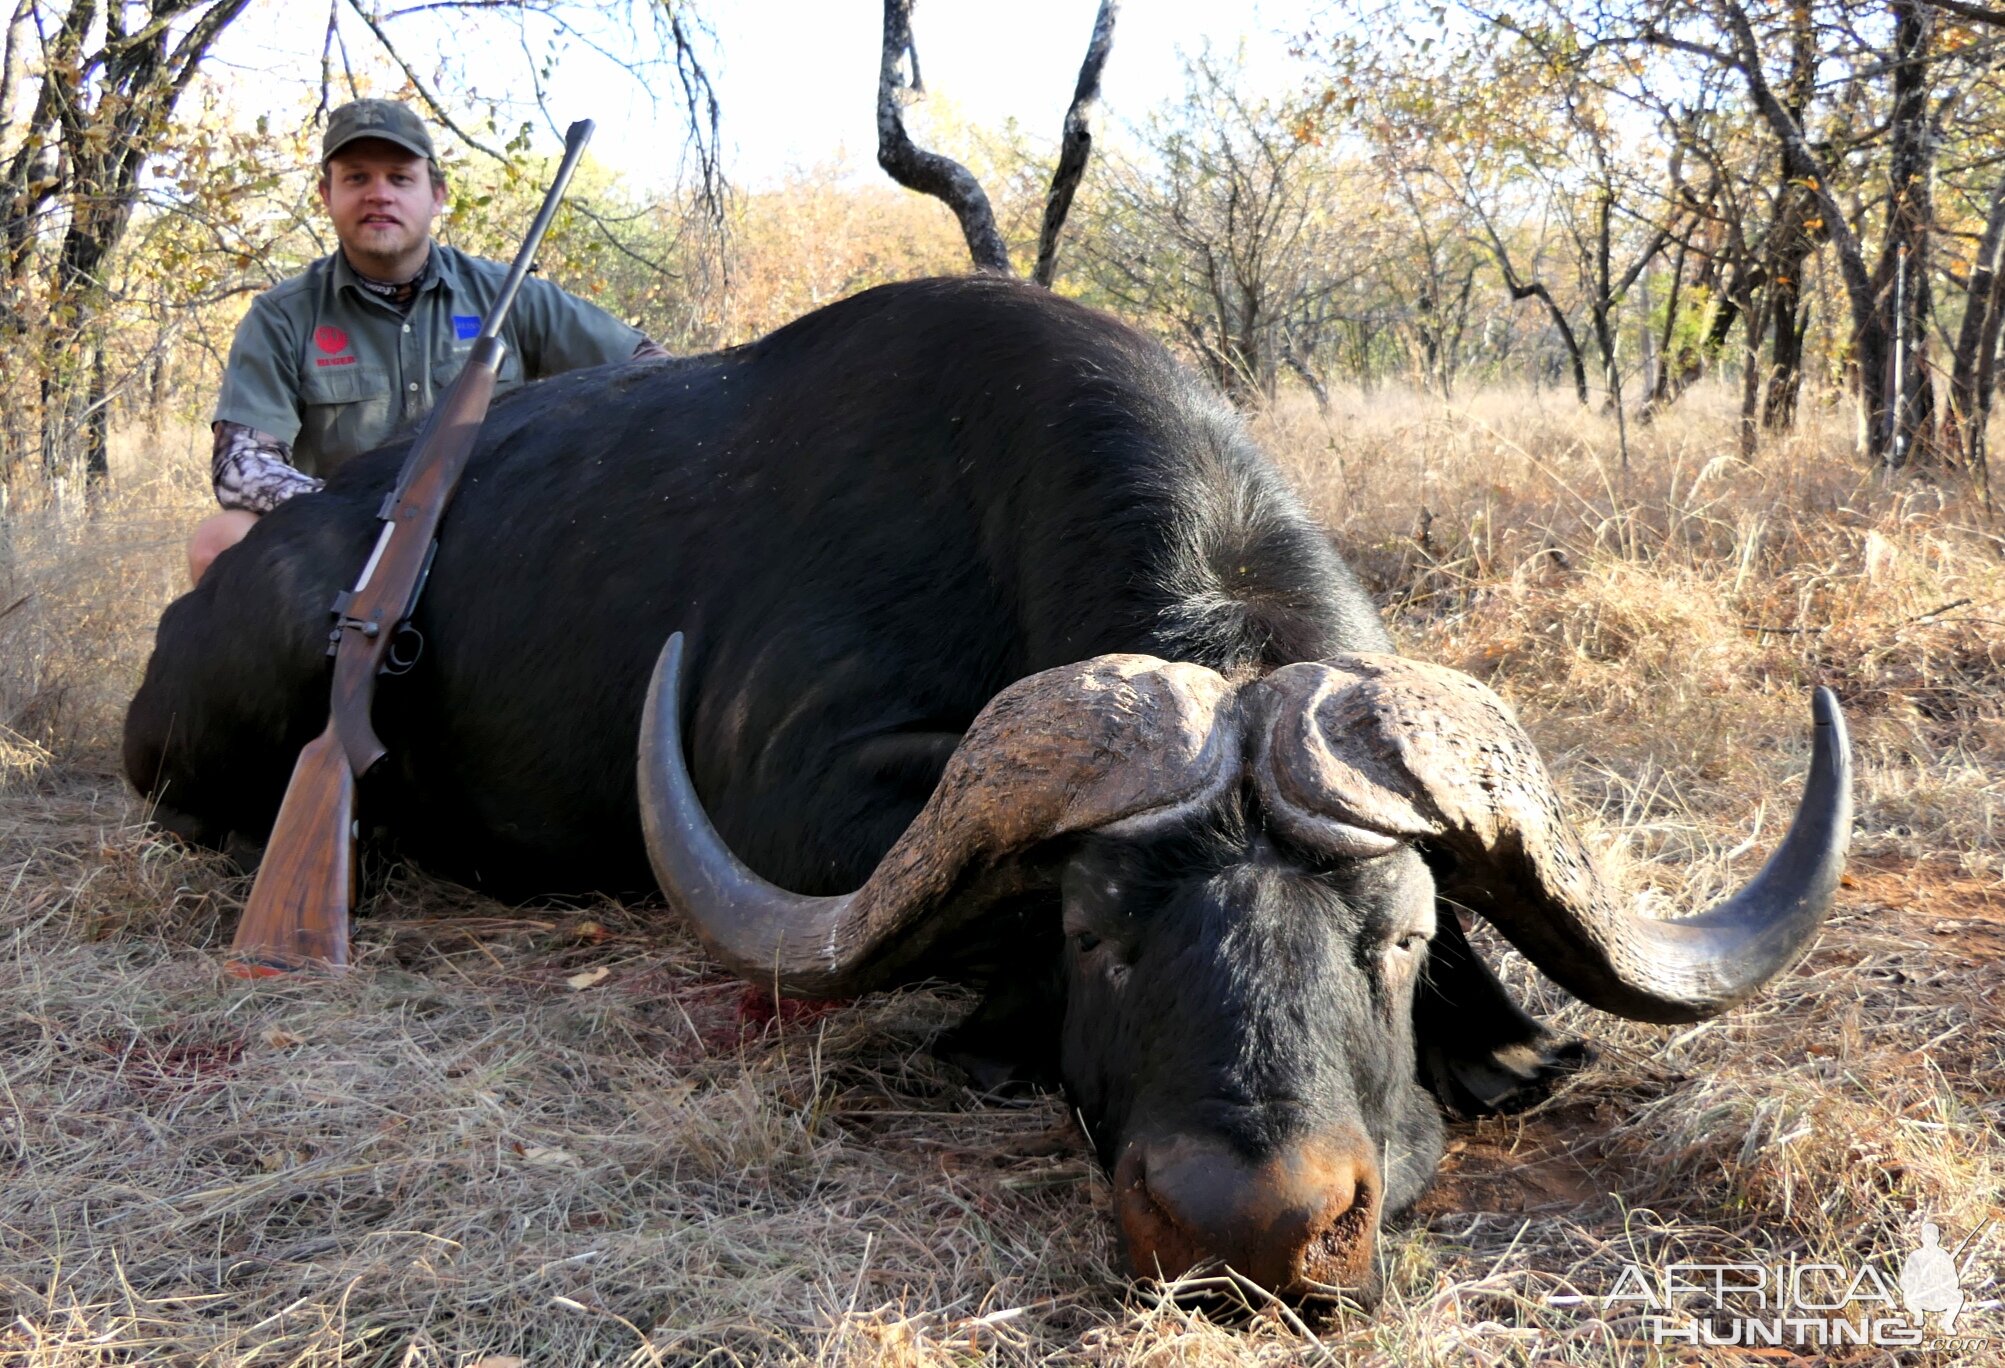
[691,0,1316,186]
[209,0,1323,192]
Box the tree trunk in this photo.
[3,0,253,478]
[1875,0,1941,468]
[85,336,108,492]
[1592,189,1620,410]
[1762,262,1812,430]
[0,0,35,164]
[1505,280,1589,404]
[1949,173,2005,465]
[1707,0,1927,467]
[1440,266,1475,396]
[1740,287,1768,459]
[1591,301,1619,410]
[1762,1,1818,431]
[1648,234,1687,408]
[1233,293,1266,403]
[1281,341,1330,416]
[1970,236,2005,493]
[1415,285,1443,395]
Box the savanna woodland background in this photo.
[1,0,2001,1363]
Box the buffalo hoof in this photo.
[935,1017,1061,1095]
[221,831,267,875]
[940,1047,1052,1096]
[146,800,225,851]
[935,980,1062,1095]
[1424,1031,1593,1118]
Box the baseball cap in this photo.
[323,99,436,163]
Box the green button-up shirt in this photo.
[214,243,644,478]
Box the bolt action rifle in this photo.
[227,119,596,976]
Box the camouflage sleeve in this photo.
[212,421,324,514]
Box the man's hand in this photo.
[188,509,259,587]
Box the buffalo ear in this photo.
[1413,907,1594,1118]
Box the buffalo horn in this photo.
[1250,656,1850,1024]
[639,635,1241,996]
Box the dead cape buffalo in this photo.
[125,276,1850,1303]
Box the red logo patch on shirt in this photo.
[314,325,349,355]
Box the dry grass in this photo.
[1,381,2000,1366]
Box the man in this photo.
[187,99,664,584]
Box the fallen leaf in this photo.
[566,967,610,990]
[471,1358,526,1368]
[517,1144,581,1168]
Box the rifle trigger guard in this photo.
[382,623,425,676]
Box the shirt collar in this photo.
[332,242,448,300]
[425,244,460,293]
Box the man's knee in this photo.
[187,509,259,586]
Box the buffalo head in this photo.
[638,634,1850,1302]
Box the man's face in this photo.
[318,140,445,278]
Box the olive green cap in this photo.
[323,99,436,163]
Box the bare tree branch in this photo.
[659,2,726,238]
[383,0,543,15]
[342,0,510,161]
[315,0,340,122]
[1033,0,1117,287]
[1923,0,2005,28]
[569,198,684,281]
[876,0,1010,274]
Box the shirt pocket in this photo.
[434,348,525,397]
[301,364,390,407]
[297,364,393,477]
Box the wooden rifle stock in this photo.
[228,120,596,976]
[226,723,355,974]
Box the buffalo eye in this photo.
[1065,926,1127,984]
[1393,931,1428,955]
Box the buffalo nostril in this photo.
[1298,1176,1377,1292]
[1114,1134,1381,1298]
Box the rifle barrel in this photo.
[480,120,596,342]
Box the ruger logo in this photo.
[313,325,356,367]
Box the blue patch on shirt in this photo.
[452,314,481,341]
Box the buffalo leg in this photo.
[933,903,1065,1093]
[1414,910,1592,1117]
